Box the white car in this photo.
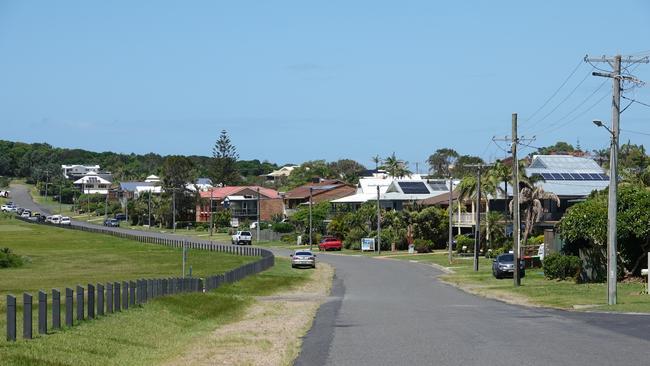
[1,204,17,212]
[60,217,71,225]
[50,215,62,224]
[231,231,252,245]
[20,210,31,218]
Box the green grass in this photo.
[0,258,310,366]
[391,251,650,313]
[0,216,258,339]
[28,185,74,216]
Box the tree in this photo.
[383,152,412,178]
[161,156,195,191]
[285,160,333,189]
[371,155,382,170]
[451,155,484,178]
[410,206,448,247]
[511,180,559,246]
[537,141,576,155]
[559,185,650,279]
[211,130,240,186]
[328,159,366,184]
[427,148,459,178]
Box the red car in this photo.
[318,237,342,251]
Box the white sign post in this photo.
[361,238,375,252]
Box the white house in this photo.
[74,172,112,195]
[62,164,100,179]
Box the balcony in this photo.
[230,208,258,217]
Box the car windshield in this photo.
[295,251,312,256]
[499,254,514,262]
[241,231,251,236]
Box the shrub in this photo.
[281,233,297,243]
[0,248,24,268]
[528,235,545,245]
[485,246,507,259]
[343,227,366,250]
[413,239,433,253]
[272,222,294,233]
[543,253,582,282]
[455,234,474,253]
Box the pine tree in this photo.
[211,130,240,186]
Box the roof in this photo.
[526,155,608,197]
[195,178,213,185]
[331,177,456,204]
[73,174,112,185]
[285,180,351,199]
[199,186,281,199]
[120,181,154,192]
[419,190,460,206]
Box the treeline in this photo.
[0,140,278,185]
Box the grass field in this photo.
[0,215,312,365]
[390,251,650,313]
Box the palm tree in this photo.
[383,153,412,178]
[457,173,499,250]
[371,155,382,171]
[510,179,560,245]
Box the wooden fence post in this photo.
[52,289,60,329]
[97,284,104,316]
[23,293,33,339]
[88,284,95,319]
[107,283,113,313]
[76,286,84,321]
[65,288,73,327]
[6,295,16,341]
[38,290,47,335]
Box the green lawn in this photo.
[390,251,650,313]
[0,215,258,341]
[0,215,312,365]
[0,257,310,366]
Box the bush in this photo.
[485,246,507,259]
[272,222,294,233]
[413,239,433,253]
[0,248,24,268]
[528,235,544,245]
[543,253,582,282]
[281,233,298,243]
[455,234,474,253]
[343,228,366,250]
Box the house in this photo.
[186,178,213,192]
[62,164,100,180]
[283,179,356,213]
[196,186,284,223]
[330,173,455,211]
[264,165,299,182]
[438,154,609,233]
[73,172,113,195]
[118,181,163,200]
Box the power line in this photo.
[621,128,650,137]
[529,71,592,126]
[622,95,650,108]
[523,59,584,123]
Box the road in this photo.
[11,184,650,365]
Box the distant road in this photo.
[12,183,650,366]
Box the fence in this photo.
[6,216,275,342]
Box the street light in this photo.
[593,119,618,305]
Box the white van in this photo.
[60,217,71,225]
[51,215,62,224]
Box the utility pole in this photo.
[586,54,648,305]
[512,113,521,287]
[448,176,453,264]
[104,190,109,220]
[309,187,313,251]
[463,163,492,271]
[148,190,152,228]
[44,170,49,202]
[376,185,381,255]
[209,188,214,236]
[172,190,176,233]
[256,187,261,243]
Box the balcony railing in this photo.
[230,208,258,217]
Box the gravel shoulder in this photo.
[163,263,334,366]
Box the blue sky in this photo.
[1,1,649,170]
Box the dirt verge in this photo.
[163,263,334,366]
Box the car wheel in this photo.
[291,265,296,269]
[312,264,316,269]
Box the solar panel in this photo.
[599,173,609,180]
[559,173,571,180]
[429,183,448,191]
[540,173,553,180]
[398,181,430,194]
[588,173,600,180]
[579,173,591,180]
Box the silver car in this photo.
[291,250,316,269]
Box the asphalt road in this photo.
[10,184,650,365]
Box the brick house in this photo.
[283,179,356,212]
[196,186,284,223]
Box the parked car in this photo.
[492,253,526,279]
[16,207,24,215]
[318,237,342,251]
[232,231,252,245]
[290,250,316,269]
[60,217,71,225]
[36,215,46,223]
[104,218,120,227]
[20,210,31,218]
[50,215,62,224]
[45,215,53,223]
[114,213,126,221]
